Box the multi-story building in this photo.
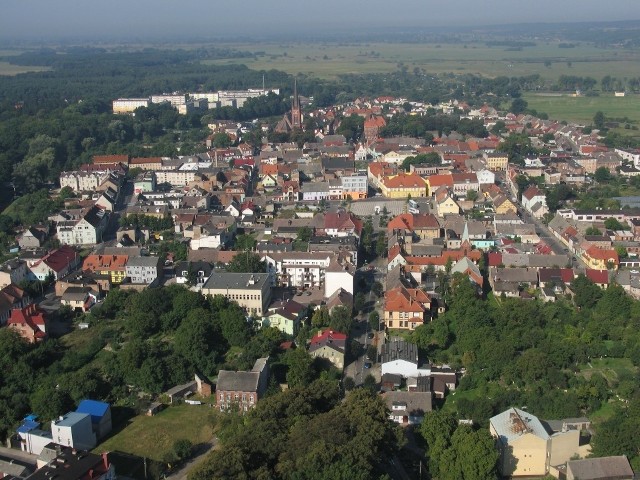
[56,206,108,246]
[125,256,162,284]
[340,174,368,200]
[59,171,109,192]
[380,173,429,198]
[490,407,582,478]
[0,258,29,287]
[112,98,150,114]
[451,172,480,198]
[150,94,186,106]
[383,286,431,331]
[82,254,129,285]
[130,157,164,171]
[308,329,347,370]
[155,169,199,187]
[216,357,270,412]
[483,152,509,171]
[7,304,47,343]
[27,246,81,281]
[202,272,271,316]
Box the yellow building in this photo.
[582,246,619,270]
[494,195,518,214]
[484,152,509,171]
[380,173,428,198]
[82,254,129,285]
[490,408,581,478]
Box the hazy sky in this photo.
[1,0,639,41]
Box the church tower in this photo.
[291,79,302,129]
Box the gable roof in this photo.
[308,329,347,354]
[490,407,550,443]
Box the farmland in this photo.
[203,41,640,81]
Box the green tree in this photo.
[226,252,266,273]
[585,226,603,236]
[510,98,528,115]
[212,132,232,148]
[220,304,251,346]
[368,311,380,331]
[329,305,352,332]
[311,307,330,329]
[285,348,315,388]
[593,111,606,130]
[234,234,256,251]
[594,166,612,183]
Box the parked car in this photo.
[364,362,372,369]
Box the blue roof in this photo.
[17,420,40,433]
[76,400,110,423]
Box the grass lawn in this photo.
[523,93,640,126]
[97,404,218,462]
[577,357,637,384]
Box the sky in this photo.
[1,0,639,42]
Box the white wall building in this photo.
[60,171,109,192]
[113,98,150,114]
[125,256,162,284]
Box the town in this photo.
[2,14,640,475]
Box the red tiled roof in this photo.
[130,157,162,165]
[383,173,427,189]
[93,154,129,164]
[586,269,609,285]
[42,246,78,273]
[427,174,454,188]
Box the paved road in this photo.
[0,446,38,466]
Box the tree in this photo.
[329,305,352,332]
[220,305,251,347]
[604,217,627,231]
[173,439,193,462]
[311,307,330,328]
[593,111,606,130]
[226,252,266,273]
[354,292,366,313]
[439,426,500,480]
[368,311,380,331]
[174,308,222,373]
[510,98,528,115]
[285,348,315,388]
[594,166,612,183]
[212,132,232,148]
[234,234,256,251]
[466,190,479,201]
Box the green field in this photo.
[97,404,217,461]
[0,61,50,76]
[523,93,640,126]
[203,41,640,80]
[577,357,637,384]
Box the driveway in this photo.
[165,437,217,480]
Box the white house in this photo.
[57,206,108,246]
[521,185,548,219]
[380,337,431,378]
[476,169,496,185]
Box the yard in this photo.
[97,403,218,462]
[577,357,637,384]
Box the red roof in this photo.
[41,246,78,273]
[93,154,129,164]
[586,269,609,285]
[487,252,503,266]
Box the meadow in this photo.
[523,93,640,126]
[203,41,640,81]
[0,61,50,76]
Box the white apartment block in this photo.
[112,98,150,114]
[56,207,108,246]
[151,94,187,107]
[60,171,109,192]
[125,256,161,284]
[155,170,198,187]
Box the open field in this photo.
[0,61,50,76]
[523,93,640,126]
[203,41,640,80]
[97,404,217,461]
[577,357,637,384]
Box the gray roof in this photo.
[490,407,550,444]
[566,456,634,480]
[126,255,162,268]
[382,391,432,417]
[300,181,330,193]
[203,272,270,291]
[381,337,419,365]
[216,370,259,393]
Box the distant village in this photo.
[1,86,639,480]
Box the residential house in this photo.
[387,213,441,240]
[82,254,129,286]
[125,255,162,284]
[27,246,81,281]
[174,260,213,285]
[57,205,109,246]
[364,115,386,140]
[521,185,548,219]
[450,257,483,287]
[308,329,347,370]
[202,272,271,316]
[262,299,306,336]
[75,399,113,440]
[383,391,433,425]
[341,173,368,200]
[0,284,30,325]
[216,357,270,412]
[17,226,49,249]
[434,188,461,216]
[368,161,398,190]
[451,172,479,198]
[317,209,363,237]
[0,258,29,287]
[301,181,331,201]
[582,246,619,270]
[383,286,431,331]
[7,304,47,343]
[488,267,538,297]
[380,173,429,198]
[490,407,582,478]
[60,286,96,312]
[381,337,430,378]
[493,195,518,215]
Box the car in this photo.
[296,292,303,296]
[364,362,372,369]
[367,332,375,339]
[305,291,312,296]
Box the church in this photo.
[275,80,303,133]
